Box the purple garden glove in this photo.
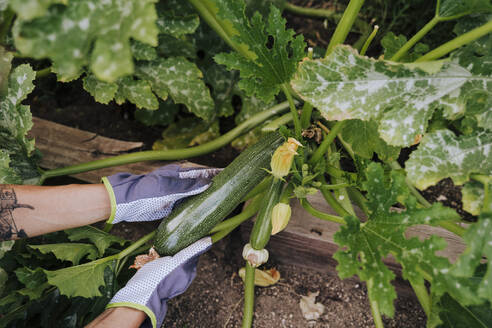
[107,237,212,328]
[102,163,221,224]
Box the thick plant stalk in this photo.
[325,0,366,57]
[410,280,431,316]
[242,262,256,328]
[390,16,440,61]
[308,121,345,165]
[368,292,384,328]
[282,84,302,140]
[39,102,289,183]
[300,198,345,224]
[210,195,263,234]
[416,20,492,62]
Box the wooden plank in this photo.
[241,191,467,294]
[29,117,169,183]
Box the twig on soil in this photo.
[223,298,243,328]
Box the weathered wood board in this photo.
[29,117,168,183]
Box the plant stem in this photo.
[284,2,337,19]
[416,19,492,62]
[242,262,256,328]
[410,280,431,316]
[261,113,293,132]
[282,84,301,140]
[116,231,156,260]
[318,176,351,217]
[309,121,345,165]
[36,67,52,78]
[438,220,466,237]
[243,177,272,201]
[300,198,345,224]
[300,102,313,129]
[40,102,289,182]
[327,144,356,216]
[325,0,366,57]
[368,293,384,328]
[360,25,379,56]
[210,195,262,234]
[320,182,350,190]
[347,187,370,216]
[390,16,440,61]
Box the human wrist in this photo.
[101,177,116,224]
[85,306,147,328]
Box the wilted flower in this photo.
[242,243,269,267]
[238,267,281,287]
[270,137,302,178]
[271,202,291,235]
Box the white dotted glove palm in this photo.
[107,237,212,328]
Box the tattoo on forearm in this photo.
[0,187,33,240]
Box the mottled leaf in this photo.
[44,260,114,298]
[117,77,159,110]
[462,181,486,215]
[82,74,118,104]
[334,163,459,316]
[452,213,492,304]
[13,0,158,82]
[156,0,199,38]
[0,240,15,260]
[340,120,400,162]
[136,57,214,120]
[65,226,126,256]
[0,46,12,96]
[130,40,157,61]
[0,64,40,184]
[29,243,98,265]
[9,0,65,20]
[213,2,305,103]
[437,0,492,19]
[291,45,490,146]
[406,129,492,190]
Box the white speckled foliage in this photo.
[406,129,492,190]
[291,46,491,147]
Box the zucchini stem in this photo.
[300,198,345,224]
[242,262,256,328]
[210,195,263,234]
[282,84,302,140]
[410,280,431,316]
[39,102,289,183]
[360,25,379,56]
[309,121,345,165]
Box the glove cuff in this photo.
[106,302,156,328]
[102,176,117,224]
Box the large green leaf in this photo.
[291,46,490,146]
[29,243,98,265]
[13,0,158,82]
[334,163,459,317]
[152,117,219,150]
[406,129,492,190]
[135,57,214,120]
[64,226,126,257]
[437,0,492,19]
[44,259,115,298]
[14,267,49,300]
[0,64,40,184]
[452,213,492,304]
[9,0,65,20]
[155,0,199,38]
[82,74,118,105]
[340,120,400,162]
[462,181,486,216]
[213,2,305,103]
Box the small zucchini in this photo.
[155,132,284,255]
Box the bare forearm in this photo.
[0,184,110,240]
[85,307,147,328]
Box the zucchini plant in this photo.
[1,0,492,327]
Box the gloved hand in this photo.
[107,237,212,328]
[102,163,221,224]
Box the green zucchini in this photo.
[155,132,284,255]
[249,178,283,250]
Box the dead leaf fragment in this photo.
[299,291,325,321]
[129,247,160,270]
[238,267,281,287]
